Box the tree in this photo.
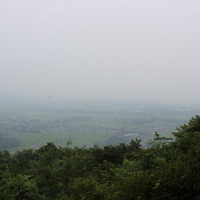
[172,115,200,152]
[0,174,44,200]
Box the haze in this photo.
[1,0,200,104]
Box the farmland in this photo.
[0,101,199,152]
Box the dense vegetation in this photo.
[1,116,200,199]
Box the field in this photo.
[0,101,199,152]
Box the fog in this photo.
[1,0,200,105]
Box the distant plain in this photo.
[0,101,199,152]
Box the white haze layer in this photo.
[0,0,200,104]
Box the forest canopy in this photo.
[0,116,200,200]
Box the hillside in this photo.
[0,116,200,199]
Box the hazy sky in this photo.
[1,0,200,104]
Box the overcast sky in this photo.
[0,0,200,104]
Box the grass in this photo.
[10,131,110,151]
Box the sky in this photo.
[0,0,200,104]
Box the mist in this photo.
[1,0,200,105]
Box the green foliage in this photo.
[0,174,44,200]
[70,177,107,200]
[173,115,200,152]
[175,115,200,134]
[0,116,200,199]
[92,139,142,164]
